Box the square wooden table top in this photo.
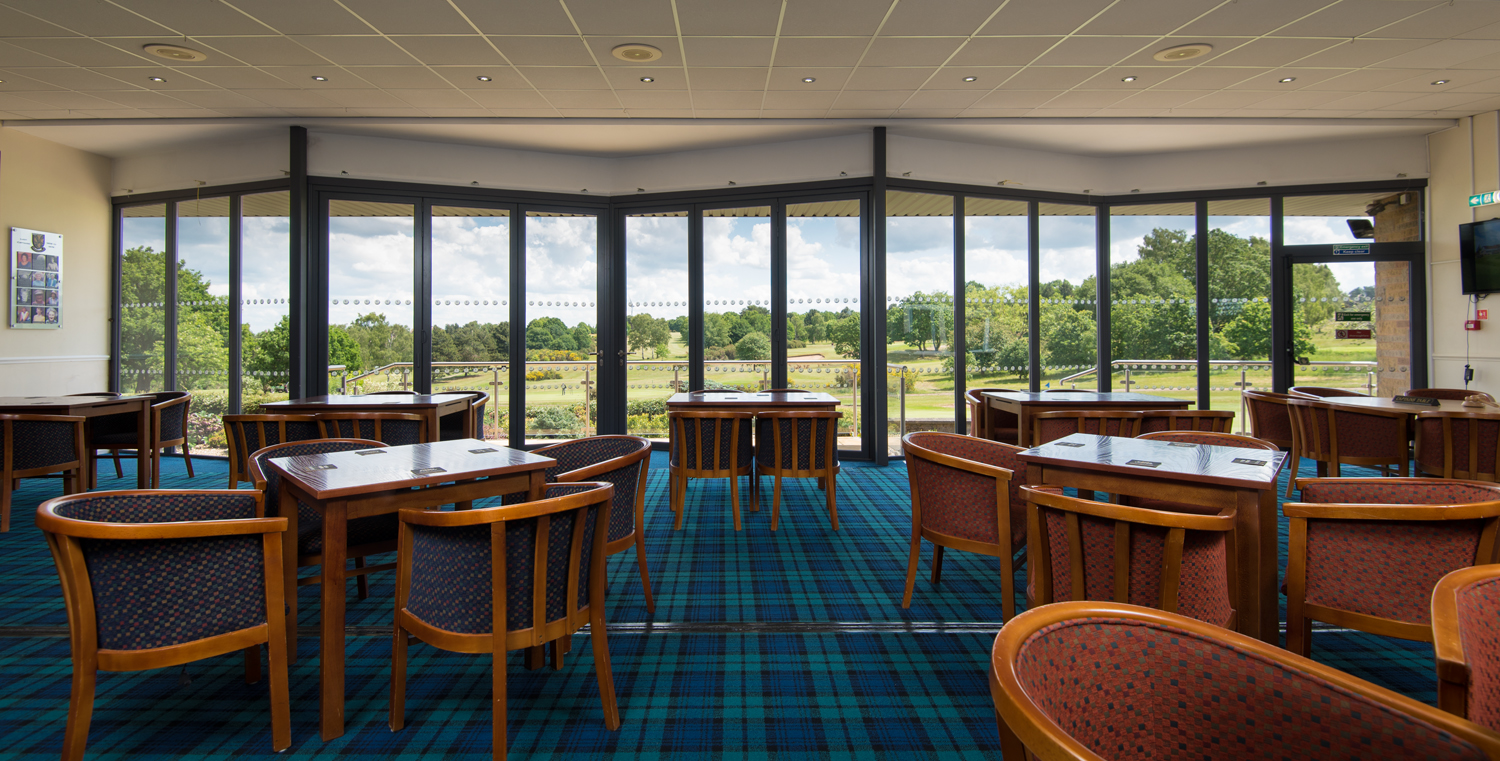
[262,393,474,408]
[1020,433,1286,490]
[982,391,1190,406]
[0,394,152,408]
[1314,395,1474,414]
[267,438,555,500]
[667,391,839,407]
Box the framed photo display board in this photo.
[11,228,61,329]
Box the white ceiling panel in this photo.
[0,5,77,37]
[691,91,764,110]
[1176,0,1329,37]
[1076,0,1226,36]
[386,88,480,109]
[1377,39,1500,70]
[436,67,530,89]
[932,66,1016,87]
[1151,67,1261,91]
[616,89,692,109]
[176,66,297,90]
[772,37,871,68]
[1042,89,1134,109]
[947,37,1061,67]
[763,90,840,110]
[231,89,338,107]
[196,36,331,67]
[339,0,476,35]
[7,38,149,68]
[1375,2,1500,40]
[1273,1,1434,38]
[462,90,553,109]
[688,68,771,90]
[22,67,148,90]
[780,0,889,36]
[979,0,1114,36]
[490,37,596,67]
[995,67,1095,90]
[605,66,686,89]
[119,0,274,35]
[1280,38,1435,69]
[900,89,986,108]
[86,90,192,109]
[15,90,121,109]
[290,36,419,65]
[682,37,775,68]
[0,0,173,36]
[446,0,574,35]
[1178,89,1279,110]
[544,90,623,109]
[314,88,408,108]
[881,0,1002,36]
[845,67,937,90]
[765,67,851,90]
[1207,38,1343,68]
[563,0,677,36]
[391,36,507,66]
[1034,36,1156,67]
[0,41,67,68]
[168,90,277,109]
[1110,89,1214,109]
[969,90,1058,108]
[264,67,378,87]
[343,66,452,89]
[220,0,371,35]
[676,0,782,36]
[514,66,611,90]
[862,37,966,67]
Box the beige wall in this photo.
[1429,114,1500,396]
[0,127,112,395]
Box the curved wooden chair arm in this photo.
[151,393,191,412]
[1282,501,1500,520]
[1021,485,1234,531]
[399,482,613,526]
[36,490,282,539]
[1432,565,1500,688]
[901,434,1014,482]
[533,435,651,483]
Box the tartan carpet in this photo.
[0,453,1443,757]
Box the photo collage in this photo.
[11,228,61,328]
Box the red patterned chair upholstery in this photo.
[1284,478,1500,658]
[37,490,290,759]
[224,413,324,488]
[1,413,85,532]
[1435,564,1500,732]
[669,410,756,531]
[1241,389,1300,498]
[247,438,395,655]
[964,387,1018,443]
[1023,486,1237,628]
[1031,410,1143,445]
[1414,388,1497,402]
[988,602,1500,761]
[755,410,841,531]
[1121,431,1282,516]
[391,481,621,761]
[1137,409,1234,434]
[1289,386,1369,398]
[1417,410,1500,481]
[1286,397,1410,488]
[901,432,1039,620]
[316,411,429,446]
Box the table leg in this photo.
[320,502,348,741]
[134,403,150,488]
[528,470,545,501]
[1234,488,1279,644]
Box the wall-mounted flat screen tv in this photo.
[1461,218,1500,294]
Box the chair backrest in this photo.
[1024,485,1236,627]
[1137,429,1280,451]
[0,413,86,476]
[669,410,753,476]
[1032,410,1143,444]
[1418,411,1500,481]
[901,431,1020,550]
[1435,565,1500,732]
[224,414,325,482]
[65,392,122,397]
[36,490,284,655]
[397,481,612,648]
[963,387,1014,439]
[531,435,650,545]
[367,390,417,395]
[1137,409,1234,434]
[437,390,488,441]
[1242,389,1297,449]
[1288,397,1408,463]
[990,602,1500,761]
[247,439,386,526]
[1414,388,1496,402]
[316,411,428,445]
[150,390,192,443]
[756,411,840,476]
[1289,385,1369,398]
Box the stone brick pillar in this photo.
[1372,193,1419,396]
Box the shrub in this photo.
[528,405,578,430]
[525,368,563,381]
[627,398,668,417]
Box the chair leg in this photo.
[770,475,783,531]
[243,645,262,684]
[493,643,508,761]
[730,475,742,531]
[182,442,194,478]
[62,655,97,761]
[389,621,408,732]
[590,611,622,732]
[266,628,291,752]
[355,557,369,600]
[672,471,687,531]
[1,480,10,533]
[151,449,162,489]
[634,531,655,615]
[902,536,921,608]
[931,545,944,585]
[525,645,545,671]
[825,472,838,531]
[550,637,566,670]
[112,449,123,479]
[1284,454,1301,499]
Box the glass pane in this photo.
[1283,191,1421,245]
[1108,202,1195,403]
[524,211,598,442]
[625,211,688,442]
[1038,203,1097,389]
[886,191,954,451]
[964,197,1029,438]
[1206,199,1271,432]
[702,206,771,394]
[1292,261,1385,394]
[787,198,862,453]
[241,191,291,412]
[120,204,167,394]
[175,196,231,455]
[431,205,509,442]
[328,200,415,395]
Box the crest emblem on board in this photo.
[30,233,46,252]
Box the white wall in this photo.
[1429,113,1500,395]
[113,133,285,196]
[0,126,113,395]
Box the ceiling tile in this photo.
[1378,40,1500,70]
[563,0,677,36]
[84,89,192,108]
[689,67,770,90]
[0,71,57,90]
[1112,37,1251,68]
[386,88,478,108]
[624,107,698,117]
[959,107,1035,116]
[1301,68,1430,91]
[27,67,151,89]
[0,41,66,67]
[167,89,278,108]
[435,66,530,89]
[690,91,763,110]
[1111,89,1213,108]
[969,89,1057,108]
[543,90,622,109]
[118,0,274,35]
[1177,0,1331,36]
[7,38,149,67]
[1207,38,1342,68]
[0,0,173,36]
[1041,89,1134,108]
[605,67,686,89]
[220,0,369,34]
[1452,50,1500,70]
[694,108,762,117]
[556,107,628,117]
[683,37,775,67]
[1311,91,1422,110]
[1290,38,1433,68]
[291,36,419,65]
[881,0,1003,36]
[1272,0,1433,38]
[314,87,408,107]
[584,37,682,67]
[90,67,212,90]
[463,90,553,108]
[779,0,886,36]
[677,0,781,35]
[861,37,965,67]
[979,0,1113,35]
[1097,107,1168,116]
[763,90,839,109]
[995,67,1095,90]
[1458,21,1500,41]
[339,0,475,34]
[1148,67,1261,90]
[417,107,487,116]
[772,37,870,68]
[845,67,936,90]
[1079,0,1226,36]
[893,107,964,118]
[0,6,78,37]
[1379,69,1500,91]
[343,66,451,89]
[180,66,301,90]
[935,66,1019,87]
[1029,107,1103,116]
[1376,2,1500,39]
[616,89,692,108]
[761,108,841,117]
[1220,108,1296,117]
[9,109,83,118]
[1175,89,1279,109]
[232,88,338,107]
[449,0,576,35]
[1451,77,1500,93]
[280,107,355,116]
[1226,68,1346,90]
[948,37,1062,67]
[1157,107,1230,117]
[0,92,56,109]
[766,67,850,89]
[491,37,596,66]
[486,107,562,116]
[1034,36,1155,67]
[391,36,506,66]
[12,90,122,109]
[211,107,293,116]
[514,66,610,89]
[1392,91,1496,111]
[1233,90,1338,109]
[197,36,330,66]
[263,66,378,87]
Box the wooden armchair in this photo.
[1,413,86,532]
[1413,388,1496,402]
[1286,396,1409,485]
[316,411,429,445]
[1434,564,1500,732]
[989,602,1500,761]
[755,410,841,531]
[1031,409,1143,445]
[223,413,324,488]
[964,387,1018,443]
[1137,409,1234,434]
[1241,389,1300,497]
[91,391,195,488]
[1289,386,1369,398]
[1284,478,1500,658]
[668,410,756,531]
[1417,410,1500,481]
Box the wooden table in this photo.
[983,391,1193,446]
[1019,433,1288,644]
[666,390,840,412]
[1317,396,1472,414]
[260,393,474,441]
[267,438,554,741]
[0,395,151,488]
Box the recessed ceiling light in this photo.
[802,77,816,83]
[962,76,977,82]
[1433,79,1450,85]
[640,76,654,83]
[143,43,207,62]
[1152,43,1212,62]
[1121,76,1138,82]
[612,43,663,63]
[148,76,165,82]
[311,76,328,81]
[476,75,492,82]
[1279,77,1296,83]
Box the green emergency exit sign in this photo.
[1471,192,1499,207]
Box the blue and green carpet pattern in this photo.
[0,453,1443,757]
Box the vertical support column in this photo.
[414,201,433,393]
[1196,199,1210,410]
[598,206,625,434]
[289,126,315,398]
[1270,197,1290,392]
[1027,201,1041,392]
[510,212,527,448]
[229,194,243,414]
[953,194,966,433]
[165,199,179,392]
[771,200,788,389]
[688,207,704,392]
[1095,205,1110,392]
[109,205,123,393]
[871,127,888,464]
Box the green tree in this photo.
[345,312,412,369]
[703,312,732,348]
[627,313,671,359]
[668,315,688,335]
[1042,307,1096,368]
[1293,264,1345,327]
[329,325,363,372]
[735,331,771,360]
[571,322,596,354]
[828,315,862,359]
[1222,300,1316,361]
[524,316,576,352]
[886,293,952,351]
